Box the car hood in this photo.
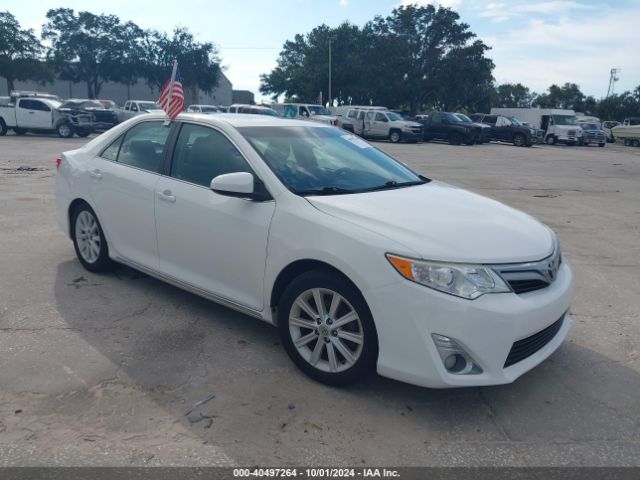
[307,181,554,264]
[402,121,422,128]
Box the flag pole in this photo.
[164,60,178,124]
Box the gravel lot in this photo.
[0,132,639,467]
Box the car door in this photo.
[16,99,52,129]
[371,111,389,138]
[154,122,276,311]
[429,113,447,140]
[483,115,499,139]
[495,116,512,141]
[87,120,171,270]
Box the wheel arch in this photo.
[269,259,369,319]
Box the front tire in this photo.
[513,133,526,147]
[277,269,378,386]
[71,204,112,273]
[389,130,401,143]
[75,129,91,138]
[545,135,557,145]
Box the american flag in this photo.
[158,61,184,120]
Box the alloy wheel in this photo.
[75,210,101,264]
[288,288,364,373]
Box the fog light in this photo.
[432,334,483,375]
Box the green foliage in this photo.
[493,83,535,108]
[0,11,51,92]
[42,8,146,98]
[141,27,221,93]
[41,9,220,99]
[260,5,494,114]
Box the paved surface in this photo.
[0,131,639,467]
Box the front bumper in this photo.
[402,129,422,141]
[367,262,574,388]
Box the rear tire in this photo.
[598,143,605,147]
[277,269,378,386]
[57,123,73,138]
[448,132,463,146]
[0,119,7,136]
[71,204,112,273]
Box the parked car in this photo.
[0,94,94,138]
[336,107,386,136]
[470,113,533,147]
[58,99,118,131]
[361,110,422,143]
[577,122,606,147]
[187,104,223,114]
[453,113,490,144]
[415,112,477,145]
[55,113,574,388]
[116,100,163,123]
[602,121,620,143]
[227,104,279,116]
[272,103,339,126]
[491,108,583,146]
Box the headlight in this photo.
[386,254,511,300]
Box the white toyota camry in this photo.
[55,113,574,388]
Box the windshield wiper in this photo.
[296,186,355,196]
[361,180,426,192]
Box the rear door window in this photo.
[114,121,170,172]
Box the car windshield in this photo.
[200,106,220,113]
[307,106,330,116]
[580,123,599,130]
[552,115,579,126]
[139,102,161,110]
[238,126,427,196]
[386,112,404,121]
[455,114,472,122]
[445,113,462,122]
[509,117,524,126]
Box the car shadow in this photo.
[53,259,640,465]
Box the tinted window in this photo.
[171,123,251,187]
[484,115,498,124]
[31,100,51,112]
[431,113,444,124]
[375,112,387,121]
[18,99,35,110]
[348,110,357,119]
[117,121,170,172]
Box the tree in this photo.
[0,11,51,92]
[534,83,585,110]
[142,27,221,94]
[596,92,640,121]
[493,83,534,108]
[260,22,372,105]
[42,8,145,98]
[260,5,493,113]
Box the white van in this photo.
[272,103,338,126]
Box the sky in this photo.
[9,0,640,102]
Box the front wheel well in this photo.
[68,198,91,237]
[270,260,360,313]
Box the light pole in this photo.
[328,37,336,108]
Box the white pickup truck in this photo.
[0,96,94,138]
[116,100,163,123]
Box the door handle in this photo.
[89,169,103,180]
[157,190,176,203]
[28,111,35,114]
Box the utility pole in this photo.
[607,68,620,97]
[328,37,335,108]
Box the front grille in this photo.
[568,130,576,136]
[493,248,562,295]
[504,315,565,367]
[507,278,549,294]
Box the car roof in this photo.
[140,111,331,128]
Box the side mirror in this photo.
[210,172,270,201]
